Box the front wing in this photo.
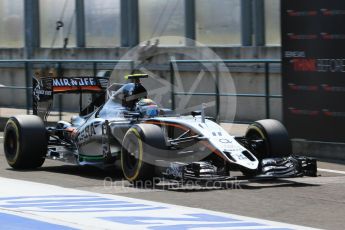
[161,155,317,182]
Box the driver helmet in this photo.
[135,98,159,117]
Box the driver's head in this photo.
[135,98,159,117]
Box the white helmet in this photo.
[135,99,159,117]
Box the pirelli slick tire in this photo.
[3,115,47,169]
[245,119,292,159]
[121,124,166,184]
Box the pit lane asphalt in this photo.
[1,132,345,230]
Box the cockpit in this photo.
[97,74,159,119]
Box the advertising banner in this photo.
[282,1,345,142]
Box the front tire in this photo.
[121,124,166,183]
[4,115,47,169]
[245,119,292,159]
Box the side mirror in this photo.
[124,112,141,119]
[160,108,174,116]
[191,110,202,117]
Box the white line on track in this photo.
[318,168,345,175]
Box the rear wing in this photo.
[33,71,111,121]
[51,77,107,93]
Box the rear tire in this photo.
[3,115,47,169]
[121,124,166,184]
[245,119,291,159]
